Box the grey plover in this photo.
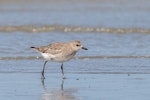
[31,40,88,79]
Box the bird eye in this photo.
[76,44,80,47]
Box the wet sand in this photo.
[1,71,150,100]
[1,57,150,100]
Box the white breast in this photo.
[41,53,49,60]
[41,52,76,62]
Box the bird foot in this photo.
[41,75,45,79]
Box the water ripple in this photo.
[0,26,150,33]
[1,56,150,60]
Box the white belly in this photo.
[41,53,75,62]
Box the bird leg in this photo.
[41,61,48,79]
[61,63,66,79]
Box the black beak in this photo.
[82,47,88,50]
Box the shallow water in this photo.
[0,0,150,29]
[0,0,150,100]
[1,73,150,100]
[0,32,150,57]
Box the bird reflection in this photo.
[41,79,78,100]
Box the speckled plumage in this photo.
[31,40,88,79]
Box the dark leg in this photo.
[41,61,48,79]
[61,63,64,76]
[61,63,66,79]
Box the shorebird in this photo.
[31,40,88,79]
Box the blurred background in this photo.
[0,0,150,58]
[0,0,150,100]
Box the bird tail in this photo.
[30,46,46,53]
[30,46,39,51]
[31,46,36,49]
